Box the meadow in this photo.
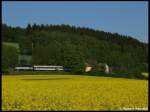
[2,42,19,51]
[2,74,148,111]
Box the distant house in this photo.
[97,63,109,74]
[85,63,92,72]
[85,66,92,72]
[84,62,110,73]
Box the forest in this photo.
[2,23,148,78]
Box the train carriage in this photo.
[15,65,64,72]
[33,65,64,71]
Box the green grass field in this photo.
[3,42,32,63]
[3,42,20,52]
[2,74,148,111]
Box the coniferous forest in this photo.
[2,23,148,78]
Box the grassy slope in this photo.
[3,42,20,51]
[2,74,148,111]
[3,42,31,62]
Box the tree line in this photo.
[2,23,148,78]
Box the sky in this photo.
[2,1,148,43]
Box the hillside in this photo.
[2,42,19,52]
[2,23,148,76]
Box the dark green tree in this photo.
[62,41,85,73]
[2,44,19,72]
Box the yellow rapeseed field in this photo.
[2,74,148,111]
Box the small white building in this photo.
[85,63,92,72]
[98,63,109,74]
[85,66,92,72]
[105,64,109,74]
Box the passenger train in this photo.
[15,65,64,72]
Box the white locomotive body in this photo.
[15,65,64,72]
